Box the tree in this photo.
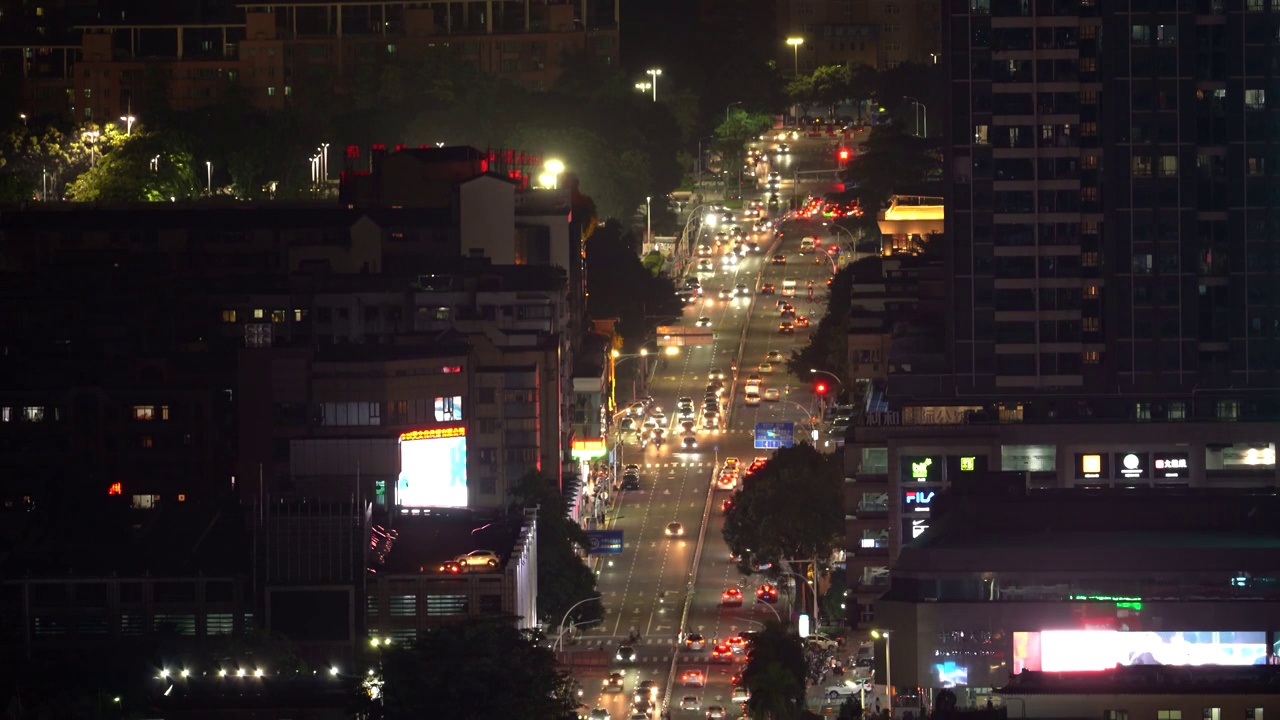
[822,569,849,624]
[786,74,816,118]
[722,444,843,570]
[845,63,879,122]
[742,620,808,720]
[810,65,849,120]
[584,220,683,348]
[374,620,579,720]
[840,120,940,234]
[65,129,200,202]
[508,470,602,628]
[788,262,857,386]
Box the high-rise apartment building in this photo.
[943,0,1280,404]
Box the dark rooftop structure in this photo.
[999,666,1280,696]
[381,509,521,573]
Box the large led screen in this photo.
[1013,631,1267,673]
[397,427,468,508]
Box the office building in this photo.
[3,0,620,121]
[874,489,1280,693]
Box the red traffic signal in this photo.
[837,148,850,161]
[814,382,829,395]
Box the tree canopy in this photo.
[722,444,843,570]
[584,220,683,349]
[742,620,809,720]
[508,470,602,628]
[374,620,579,720]
[788,262,857,387]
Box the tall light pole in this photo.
[82,130,100,167]
[645,67,662,101]
[120,115,136,135]
[645,196,652,247]
[150,155,160,172]
[634,81,652,97]
[554,595,603,652]
[696,136,715,191]
[904,96,926,137]
[808,368,845,393]
[786,37,804,75]
[319,142,330,182]
[205,161,212,194]
[725,100,743,122]
[871,629,892,714]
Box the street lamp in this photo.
[319,142,330,182]
[871,629,893,714]
[634,81,652,98]
[903,96,927,137]
[756,597,782,623]
[645,67,662,101]
[205,161,212,194]
[82,130,100,167]
[150,155,160,172]
[120,115,136,135]
[809,368,845,393]
[541,158,565,189]
[786,37,804,75]
[726,100,743,122]
[18,113,26,126]
[554,596,602,652]
[645,195,652,246]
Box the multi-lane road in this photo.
[570,140,846,720]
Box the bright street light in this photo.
[542,158,565,189]
[205,161,212,194]
[120,115,136,135]
[645,68,662,101]
[786,37,804,75]
[871,629,893,713]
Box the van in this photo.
[799,237,815,253]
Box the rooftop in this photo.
[0,203,451,232]
[998,666,1280,696]
[379,509,522,574]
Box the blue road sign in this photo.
[586,530,624,555]
[753,422,795,450]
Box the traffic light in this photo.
[837,148,850,162]
[814,382,829,396]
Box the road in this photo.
[571,140,849,720]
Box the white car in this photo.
[665,521,685,537]
[453,550,499,569]
[681,695,702,711]
[680,435,698,451]
[696,317,713,328]
[650,410,667,427]
[764,388,781,401]
[758,362,774,373]
[588,710,612,720]
[697,259,714,272]
[825,679,871,701]
[765,350,784,362]
[808,634,840,651]
[731,687,750,703]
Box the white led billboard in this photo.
[397,427,468,508]
[1013,630,1267,673]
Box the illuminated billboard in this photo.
[1013,630,1267,673]
[397,427,468,508]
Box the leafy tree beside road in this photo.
[508,471,602,628]
[585,220,683,349]
[741,621,809,720]
[722,444,843,570]
[374,620,579,720]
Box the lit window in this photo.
[1085,285,1100,298]
[1245,89,1266,110]
[23,406,44,422]
[974,124,989,144]
[0,407,9,422]
[1083,351,1100,365]
[1216,401,1240,420]
[1168,401,1186,420]
[1083,317,1099,331]
[1159,156,1178,176]
[1158,712,1182,720]
[133,405,155,421]
[293,308,307,322]
[221,309,237,322]
[434,396,463,422]
[267,86,276,96]
[271,310,286,323]
[140,435,154,448]
[1132,156,1153,176]
[253,309,264,319]
[161,405,170,421]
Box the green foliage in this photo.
[722,444,843,569]
[742,620,808,719]
[841,121,940,215]
[0,121,126,201]
[822,569,849,624]
[508,470,602,627]
[788,262,857,385]
[642,250,665,276]
[717,108,774,154]
[810,65,850,118]
[66,129,200,202]
[375,620,579,720]
[585,220,683,348]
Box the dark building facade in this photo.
[941,0,1280,417]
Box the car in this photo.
[779,321,795,333]
[681,669,706,687]
[620,417,637,432]
[628,714,648,720]
[681,696,702,711]
[680,419,696,433]
[622,474,640,491]
[631,700,654,719]
[697,244,713,256]
[771,254,787,264]
[725,635,748,654]
[735,283,751,297]
[746,374,762,386]
[454,550,499,569]
[758,362,774,373]
[796,315,811,328]
[732,687,751,704]
[825,681,869,701]
[768,171,781,182]
[808,634,840,651]
[721,253,739,266]
[717,472,737,489]
[707,705,728,720]
[625,463,640,473]
[637,679,659,700]
[721,497,734,513]
[718,287,732,299]
[765,350,784,362]
[709,368,727,380]
[603,672,627,692]
[730,671,743,686]
[710,643,733,662]
[744,392,760,406]
[697,259,714,272]
[696,316,713,328]
[764,388,781,401]
[780,305,795,317]
[684,633,707,650]
[681,435,698,451]
[650,410,667,427]
[665,521,685,537]
[721,587,744,606]
[776,143,791,154]
[616,644,637,662]
[588,709,612,720]
[760,284,776,295]
[627,402,647,417]
[678,396,694,408]
[724,457,740,470]
[756,584,779,603]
